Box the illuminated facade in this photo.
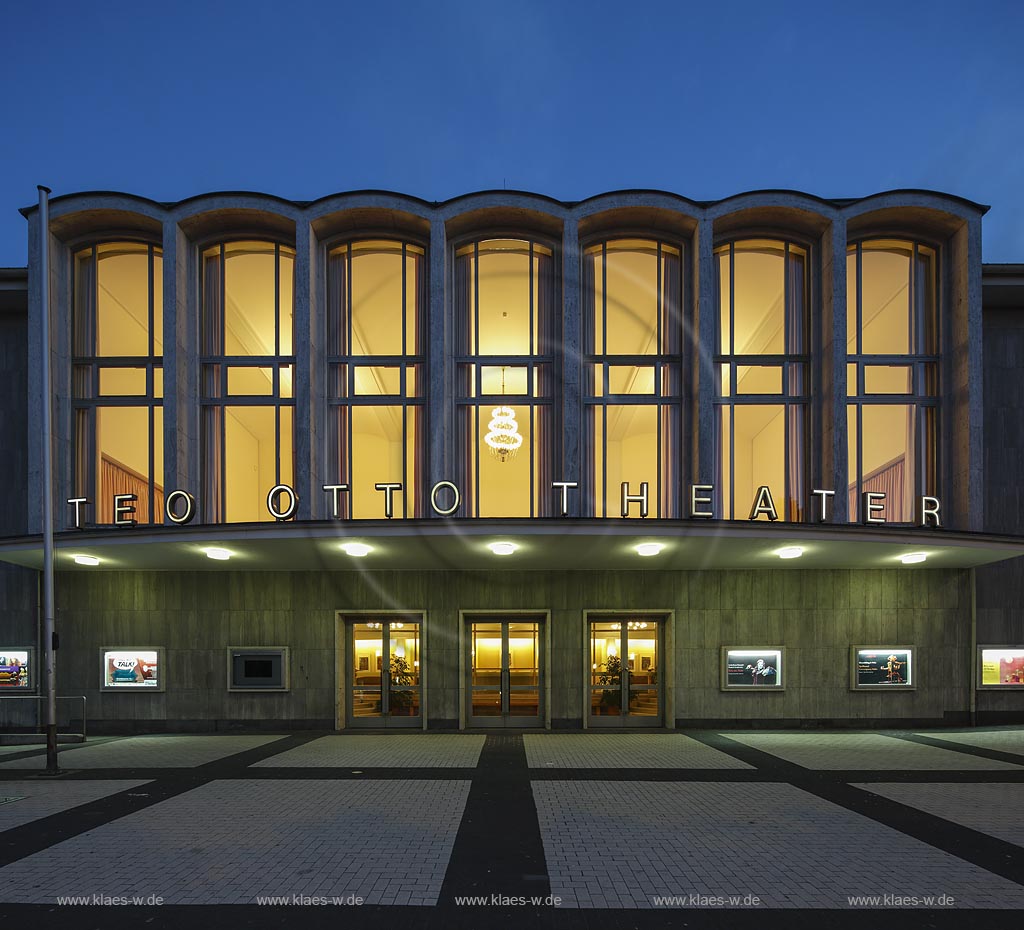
[0,188,1022,732]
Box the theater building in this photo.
[0,187,1023,733]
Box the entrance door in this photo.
[589,618,662,726]
[348,620,422,728]
[468,620,543,727]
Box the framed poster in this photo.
[100,648,164,691]
[0,648,33,691]
[721,648,784,690]
[977,646,1024,689]
[227,647,290,692]
[851,646,915,690]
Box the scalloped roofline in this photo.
[19,187,991,217]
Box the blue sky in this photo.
[1,0,1022,264]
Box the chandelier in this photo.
[484,367,522,461]
[611,621,649,630]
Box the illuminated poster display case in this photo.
[977,647,1024,689]
[100,647,164,691]
[851,646,915,690]
[0,648,34,691]
[721,647,784,691]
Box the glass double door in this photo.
[589,618,662,726]
[468,620,543,727]
[348,620,421,727]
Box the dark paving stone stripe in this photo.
[884,731,1024,767]
[693,732,1024,888]
[438,734,550,903]
[0,904,1009,929]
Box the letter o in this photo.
[267,484,298,521]
[165,490,196,525]
[430,481,461,516]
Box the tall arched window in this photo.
[714,239,808,520]
[325,239,425,518]
[847,239,938,522]
[200,240,295,523]
[454,238,555,517]
[72,242,163,525]
[584,238,682,517]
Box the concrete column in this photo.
[822,217,848,522]
[694,217,715,493]
[293,218,317,519]
[561,216,581,515]
[428,217,448,506]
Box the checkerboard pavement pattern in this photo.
[915,729,1024,758]
[524,733,753,769]
[0,778,470,905]
[853,783,1024,848]
[251,734,485,768]
[0,735,287,769]
[726,732,1024,770]
[532,780,1024,909]
[0,780,151,830]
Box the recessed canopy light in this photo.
[488,541,517,556]
[901,552,927,565]
[341,542,372,557]
[204,547,232,561]
[635,543,664,557]
[777,546,804,560]
[73,555,100,566]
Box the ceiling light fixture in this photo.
[73,555,100,566]
[635,543,664,557]
[341,542,372,557]
[204,547,232,561]
[488,541,518,556]
[484,366,523,461]
[777,546,804,560]
[901,552,927,565]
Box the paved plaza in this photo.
[0,728,1021,927]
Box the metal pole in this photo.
[38,185,59,775]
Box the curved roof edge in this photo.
[19,187,991,217]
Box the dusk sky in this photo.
[1,0,1022,265]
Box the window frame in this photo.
[71,238,164,526]
[712,234,811,521]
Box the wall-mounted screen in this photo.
[721,648,784,690]
[852,647,914,689]
[978,647,1024,688]
[101,648,163,690]
[0,649,32,690]
[228,647,289,691]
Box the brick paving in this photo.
[0,735,288,769]
[0,728,1022,925]
[532,780,1024,908]
[524,733,752,769]
[727,732,1024,770]
[250,734,485,768]
[854,783,1024,848]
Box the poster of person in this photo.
[855,648,913,687]
[980,649,1024,687]
[725,649,782,688]
[0,651,30,689]
[103,650,160,688]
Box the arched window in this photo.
[72,242,163,525]
[325,239,426,518]
[714,239,808,520]
[846,239,938,522]
[583,238,683,517]
[200,240,295,523]
[454,238,555,517]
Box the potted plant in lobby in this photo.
[597,654,622,713]
[389,654,416,715]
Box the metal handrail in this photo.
[0,695,87,741]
